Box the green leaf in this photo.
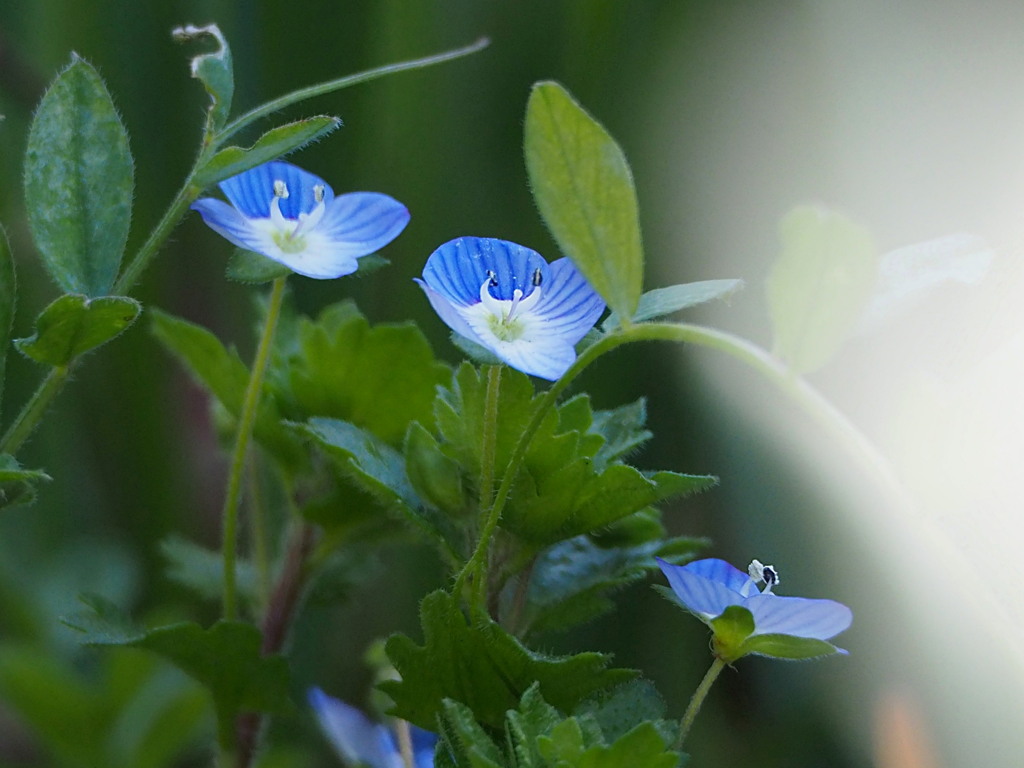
[507,685,564,768]
[195,116,342,188]
[589,398,651,471]
[0,453,49,484]
[602,279,743,331]
[149,308,302,467]
[438,699,506,768]
[525,81,643,319]
[160,535,257,606]
[172,24,234,132]
[298,418,458,554]
[739,633,844,660]
[766,205,877,374]
[521,535,704,636]
[405,421,468,516]
[0,225,16,414]
[64,595,292,723]
[382,590,636,730]
[281,301,451,444]
[577,679,670,745]
[575,723,679,768]
[24,54,133,297]
[15,294,140,367]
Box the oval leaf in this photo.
[0,225,16,414]
[24,55,134,297]
[195,115,342,188]
[15,294,141,367]
[172,23,234,132]
[525,81,643,319]
[766,206,877,374]
[602,279,744,331]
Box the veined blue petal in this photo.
[535,258,606,343]
[423,238,549,304]
[308,688,403,768]
[678,558,757,596]
[488,333,576,381]
[191,198,271,254]
[415,279,478,340]
[657,558,748,619]
[317,192,410,257]
[221,161,334,219]
[745,594,853,640]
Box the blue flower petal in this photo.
[488,334,577,381]
[423,238,549,305]
[657,558,749,619]
[190,198,269,253]
[220,161,334,219]
[415,279,477,340]
[745,594,853,640]
[534,258,606,343]
[308,688,403,768]
[681,558,758,596]
[317,192,410,258]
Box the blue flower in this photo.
[416,237,605,380]
[309,688,436,768]
[192,161,409,279]
[657,557,853,661]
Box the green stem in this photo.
[114,169,205,295]
[0,366,69,455]
[675,656,726,750]
[221,276,287,621]
[214,37,490,146]
[472,364,502,609]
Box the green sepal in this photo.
[709,605,755,663]
[525,81,644,320]
[382,590,636,731]
[404,421,468,516]
[63,594,292,727]
[0,453,51,510]
[195,115,341,188]
[15,294,140,367]
[24,55,133,296]
[0,225,17,414]
[602,279,743,332]
[226,249,388,284]
[450,332,503,367]
[172,24,234,132]
[738,633,845,660]
[766,205,877,373]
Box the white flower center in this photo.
[748,559,779,594]
[267,179,327,255]
[478,272,543,342]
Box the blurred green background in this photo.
[3,2,1024,766]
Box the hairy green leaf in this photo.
[525,81,643,319]
[15,294,140,367]
[766,206,877,373]
[24,55,133,296]
[196,116,341,188]
[382,591,635,730]
[64,595,291,724]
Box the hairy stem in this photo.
[471,364,502,610]
[221,276,287,621]
[214,37,490,146]
[676,656,726,751]
[0,366,69,455]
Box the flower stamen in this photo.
[748,559,779,594]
